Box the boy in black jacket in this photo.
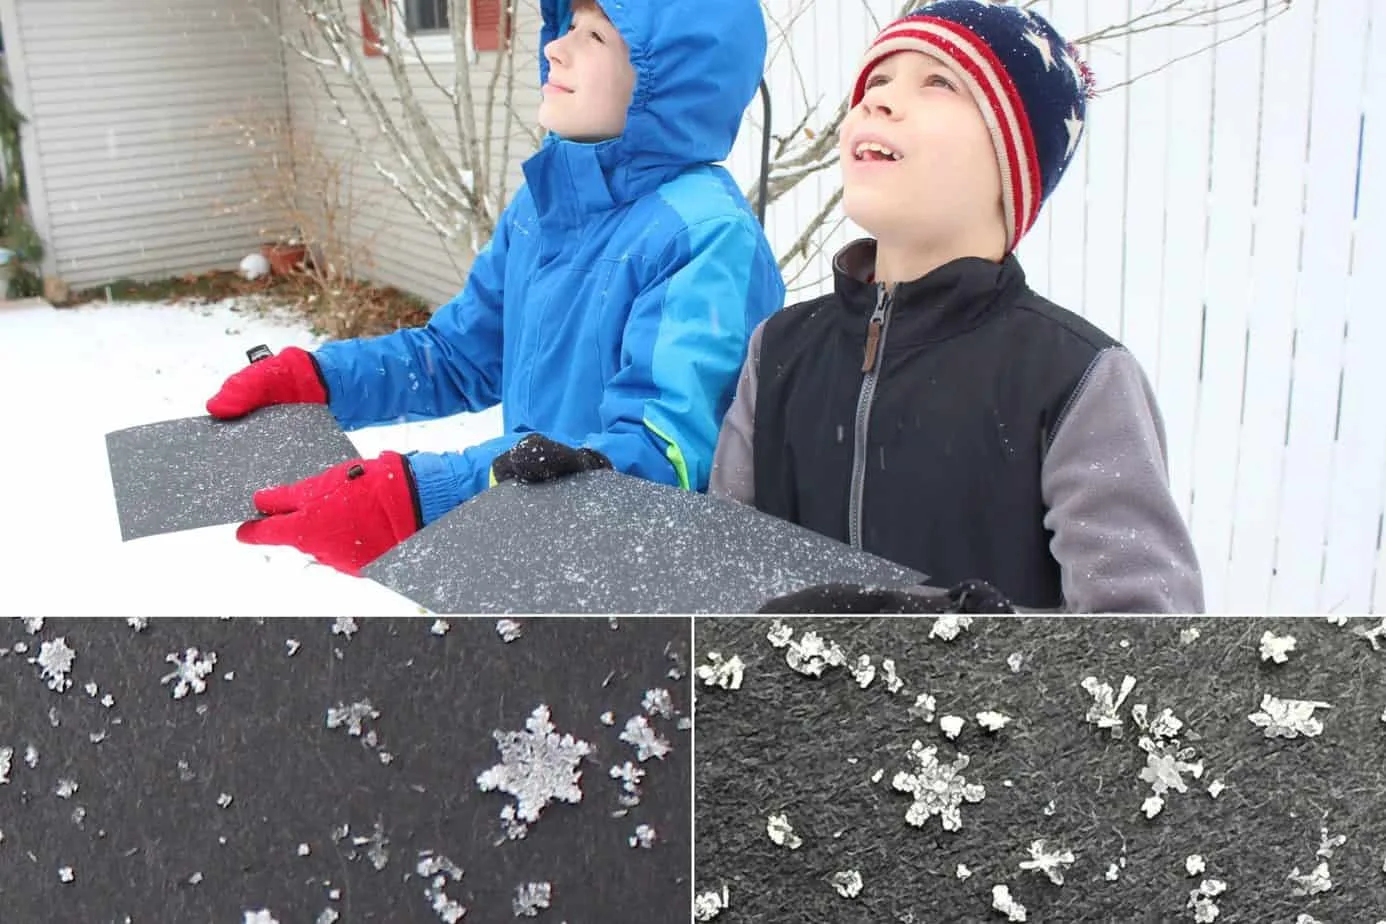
[710,0,1204,613]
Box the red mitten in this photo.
[237,451,422,575]
[206,346,328,419]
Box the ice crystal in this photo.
[891,741,986,831]
[161,648,216,698]
[620,715,671,761]
[695,653,744,690]
[512,881,552,917]
[1248,695,1331,738]
[476,705,592,835]
[32,637,76,692]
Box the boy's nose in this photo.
[543,36,568,66]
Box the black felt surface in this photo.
[693,616,1386,923]
[0,617,691,923]
[105,405,358,541]
[363,471,926,614]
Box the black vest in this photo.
[752,241,1117,610]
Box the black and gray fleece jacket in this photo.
[709,240,1204,613]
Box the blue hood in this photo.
[527,0,768,225]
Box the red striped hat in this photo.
[851,1,1096,251]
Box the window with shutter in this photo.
[470,0,512,52]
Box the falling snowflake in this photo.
[0,747,11,784]
[496,619,524,642]
[430,619,450,636]
[1007,652,1025,672]
[1287,860,1332,896]
[1081,675,1137,738]
[957,864,973,880]
[1019,839,1076,885]
[285,639,301,656]
[161,648,217,699]
[695,652,745,690]
[1187,878,1226,923]
[58,866,74,883]
[56,778,77,799]
[477,705,592,836]
[620,715,671,761]
[642,688,675,719]
[1139,748,1203,798]
[1186,855,1206,876]
[766,620,793,648]
[785,631,846,677]
[31,637,76,692]
[992,884,1027,922]
[297,843,311,857]
[766,813,803,849]
[830,870,863,898]
[1207,779,1226,798]
[22,617,43,634]
[243,912,279,924]
[217,793,233,809]
[127,617,148,631]
[930,614,972,641]
[1259,631,1296,664]
[418,852,466,923]
[850,655,876,689]
[1179,628,1201,644]
[331,616,358,638]
[1248,694,1331,738]
[693,885,729,921]
[326,700,380,738]
[513,881,552,917]
[628,824,656,848]
[940,715,965,739]
[909,693,937,722]
[1142,795,1165,819]
[977,711,1012,732]
[1296,915,1325,924]
[891,741,986,831]
[316,910,341,924]
[599,711,615,725]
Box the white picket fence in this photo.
[725,0,1386,614]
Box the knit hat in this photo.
[850,1,1096,251]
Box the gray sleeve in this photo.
[707,320,765,505]
[1041,348,1205,613]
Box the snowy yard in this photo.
[0,298,504,617]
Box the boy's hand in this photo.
[236,451,422,575]
[206,346,328,419]
[492,434,613,485]
[757,579,1014,614]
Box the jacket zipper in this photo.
[848,285,891,549]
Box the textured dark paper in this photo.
[105,404,358,541]
[694,616,1386,923]
[0,617,691,923]
[364,470,926,614]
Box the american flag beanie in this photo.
[850,1,1097,251]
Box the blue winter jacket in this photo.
[311,0,785,525]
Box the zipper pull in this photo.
[862,287,888,373]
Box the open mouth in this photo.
[853,141,902,162]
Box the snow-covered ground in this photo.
[0,297,504,616]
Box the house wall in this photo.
[0,0,290,290]
[279,0,543,307]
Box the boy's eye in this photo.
[865,74,889,89]
[590,30,605,43]
[925,74,958,92]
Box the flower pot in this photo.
[261,243,307,276]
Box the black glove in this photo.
[757,578,1014,614]
[491,433,614,485]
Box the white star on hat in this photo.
[1064,107,1084,159]
[1024,29,1056,70]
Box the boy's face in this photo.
[539,3,636,143]
[840,51,1005,254]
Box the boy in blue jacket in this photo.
[206,0,785,575]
